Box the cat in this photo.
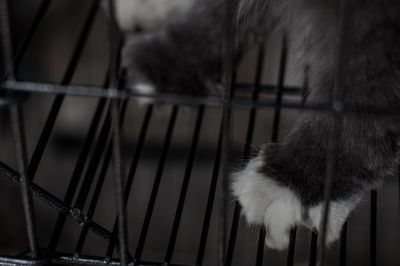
[114,0,400,250]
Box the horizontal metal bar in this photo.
[0,254,192,266]
[2,80,299,102]
[3,80,400,116]
[0,255,46,265]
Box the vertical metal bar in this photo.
[288,63,310,266]
[110,99,129,266]
[74,141,114,256]
[9,105,39,257]
[1,0,39,257]
[195,119,224,266]
[274,35,295,266]
[286,228,297,266]
[370,190,377,266]
[255,229,266,266]
[74,101,129,257]
[339,222,347,266]
[0,0,15,80]
[106,0,129,264]
[134,105,179,264]
[256,34,288,266]
[316,83,341,266]
[224,197,239,266]
[223,41,267,266]
[317,0,352,265]
[271,34,288,143]
[248,43,267,266]
[164,105,205,264]
[73,106,113,209]
[302,63,321,266]
[105,105,154,259]
[226,35,287,266]
[309,232,318,266]
[219,0,236,263]
[14,0,52,73]
[219,92,233,266]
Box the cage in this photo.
[1,0,399,266]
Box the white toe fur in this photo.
[232,153,360,250]
[263,195,302,250]
[231,154,302,250]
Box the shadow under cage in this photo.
[0,0,399,265]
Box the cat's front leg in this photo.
[231,116,388,250]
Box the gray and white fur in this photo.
[116,0,400,250]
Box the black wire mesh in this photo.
[0,0,397,266]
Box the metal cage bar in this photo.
[105,105,154,259]
[1,0,38,258]
[316,1,353,265]
[26,0,100,184]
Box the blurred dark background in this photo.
[1,1,400,265]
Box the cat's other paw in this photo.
[231,153,302,250]
[122,33,218,102]
[231,147,362,250]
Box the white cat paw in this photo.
[231,154,302,250]
[232,153,361,250]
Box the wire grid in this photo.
[0,0,388,265]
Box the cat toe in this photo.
[232,154,273,225]
[263,196,301,250]
[231,153,303,250]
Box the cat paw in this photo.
[231,154,302,250]
[231,150,361,250]
[121,33,216,101]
